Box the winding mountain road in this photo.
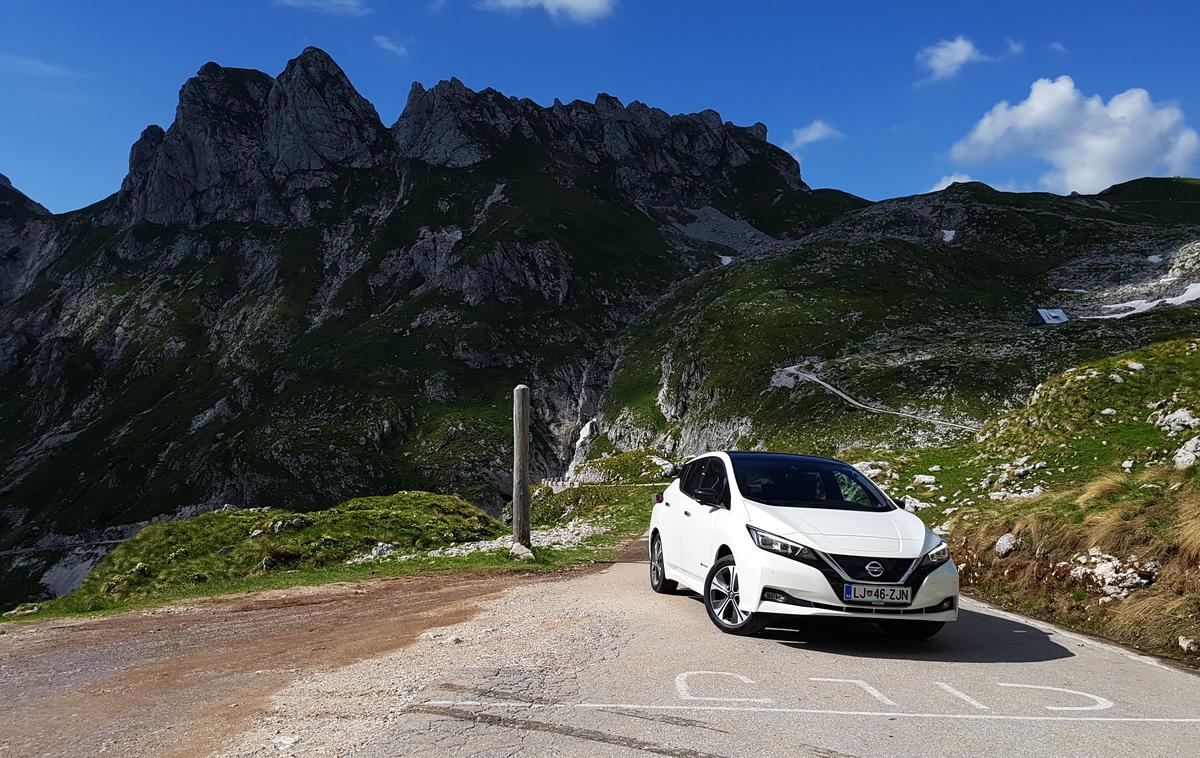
[775,366,982,432]
[4,538,1198,757]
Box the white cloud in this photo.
[373,35,408,57]
[929,173,976,192]
[916,36,991,82]
[1048,41,1068,53]
[478,0,614,23]
[0,53,77,78]
[1006,38,1025,55]
[949,76,1200,194]
[274,0,371,16]
[783,120,843,154]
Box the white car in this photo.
[649,451,958,639]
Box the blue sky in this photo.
[2,0,1198,213]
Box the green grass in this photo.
[837,337,1200,660]
[571,448,674,484]
[3,484,654,623]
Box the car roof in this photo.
[721,450,848,466]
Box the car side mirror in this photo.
[693,487,726,508]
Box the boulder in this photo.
[1174,437,1200,469]
[994,532,1020,557]
[509,542,535,561]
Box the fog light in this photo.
[763,589,789,604]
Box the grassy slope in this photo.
[4,484,657,622]
[601,237,1200,457]
[872,338,1200,659]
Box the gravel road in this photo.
[5,539,1200,757]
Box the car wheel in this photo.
[878,620,945,640]
[703,555,769,635]
[649,534,678,594]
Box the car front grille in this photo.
[826,554,915,583]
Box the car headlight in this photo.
[747,526,817,561]
[921,540,950,567]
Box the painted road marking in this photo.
[996,683,1114,711]
[935,681,989,710]
[417,700,1200,724]
[808,678,896,706]
[674,671,772,703]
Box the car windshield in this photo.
[729,456,894,512]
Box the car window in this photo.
[680,460,704,496]
[697,459,724,492]
[731,457,891,512]
[833,470,872,506]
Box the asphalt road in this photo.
[5,543,1199,757]
[221,541,1200,758]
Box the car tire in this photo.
[878,620,945,640]
[649,533,678,594]
[703,555,769,636]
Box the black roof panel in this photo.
[722,450,848,465]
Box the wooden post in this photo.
[512,384,531,547]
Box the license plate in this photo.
[843,584,911,604]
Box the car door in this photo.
[660,461,700,573]
[680,458,728,580]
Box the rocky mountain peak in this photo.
[107,47,806,227]
[110,47,388,226]
[391,75,806,207]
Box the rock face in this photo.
[107,50,809,230]
[110,47,390,226]
[393,79,804,209]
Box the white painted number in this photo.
[996,683,1114,711]
[675,671,773,703]
[809,678,896,706]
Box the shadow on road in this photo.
[761,608,1075,664]
[675,591,1074,663]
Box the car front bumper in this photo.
[741,550,960,622]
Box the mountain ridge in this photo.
[1,47,1199,611]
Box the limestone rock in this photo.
[994,532,1020,557]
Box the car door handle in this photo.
[683,510,691,517]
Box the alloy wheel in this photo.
[650,538,664,586]
[707,563,745,625]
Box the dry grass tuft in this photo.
[1076,472,1128,504]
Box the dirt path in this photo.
[0,567,576,757]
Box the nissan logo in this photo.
[865,561,885,578]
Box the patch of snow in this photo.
[1084,282,1200,320]
[941,229,956,242]
[719,255,734,266]
[1148,254,1163,263]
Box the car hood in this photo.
[743,499,930,556]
